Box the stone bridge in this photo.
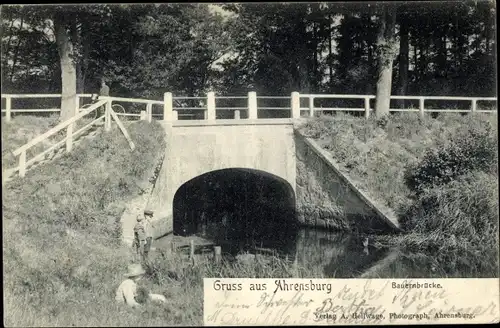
[145,119,298,239]
[139,118,400,242]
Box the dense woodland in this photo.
[1,2,497,119]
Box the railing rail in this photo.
[1,93,94,122]
[12,99,107,156]
[3,92,497,123]
[8,98,135,179]
[297,94,497,118]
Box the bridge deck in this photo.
[169,118,295,127]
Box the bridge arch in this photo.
[172,168,298,253]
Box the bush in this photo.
[397,171,499,276]
[404,122,497,194]
[401,171,498,238]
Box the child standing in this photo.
[143,210,154,261]
[133,215,146,262]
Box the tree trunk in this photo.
[485,8,493,53]
[437,22,448,75]
[375,6,397,118]
[366,44,373,95]
[10,16,24,83]
[413,36,418,82]
[72,20,84,95]
[54,14,77,121]
[313,22,318,91]
[397,18,409,108]
[4,16,16,56]
[328,15,333,87]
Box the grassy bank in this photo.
[2,115,61,170]
[2,115,103,171]
[298,112,499,276]
[3,112,498,325]
[2,117,322,327]
[2,118,173,326]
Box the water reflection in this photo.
[169,169,496,278]
[295,228,390,277]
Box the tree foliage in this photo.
[1,1,496,113]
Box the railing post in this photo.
[19,150,26,178]
[75,95,80,116]
[248,92,257,119]
[189,240,196,265]
[234,110,240,120]
[471,99,477,113]
[146,102,153,122]
[163,92,173,121]
[419,97,425,118]
[140,111,147,120]
[291,92,300,118]
[308,96,314,117]
[206,92,216,120]
[66,123,73,152]
[364,97,371,119]
[5,96,12,122]
[105,99,112,132]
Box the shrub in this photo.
[397,170,499,276]
[404,122,497,194]
[401,171,498,241]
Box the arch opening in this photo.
[173,168,298,255]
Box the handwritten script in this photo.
[204,278,499,326]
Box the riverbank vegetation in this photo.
[2,117,321,326]
[2,109,498,326]
[2,117,173,326]
[299,112,499,277]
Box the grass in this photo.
[1,114,102,171]
[2,117,172,326]
[298,112,497,213]
[298,112,499,276]
[3,111,498,326]
[2,116,324,327]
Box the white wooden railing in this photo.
[107,92,498,120]
[297,94,498,118]
[8,98,135,178]
[2,92,497,123]
[98,96,163,121]
[1,93,94,122]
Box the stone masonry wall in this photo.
[295,131,399,234]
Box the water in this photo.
[168,168,497,278]
[165,221,496,278]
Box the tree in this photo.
[374,4,397,117]
[2,2,496,110]
[396,10,409,107]
[53,11,77,121]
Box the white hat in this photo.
[124,263,146,277]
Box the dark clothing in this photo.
[99,85,110,97]
[133,222,146,262]
[96,84,109,118]
[144,237,153,260]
